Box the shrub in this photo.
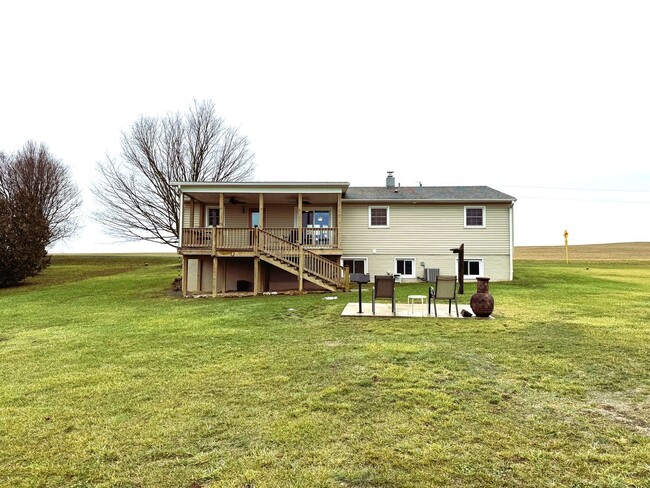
[0,190,50,287]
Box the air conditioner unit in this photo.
[424,268,440,283]
[393,273,402,283]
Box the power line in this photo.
[499,184,649,193]
[515,195,650,204]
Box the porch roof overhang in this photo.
[172,181,350,205]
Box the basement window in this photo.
[395,258,415,278]
[342,257,367,274]
[461,258,484,279]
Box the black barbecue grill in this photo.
[349,273,370,313]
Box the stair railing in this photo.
[257,228,349,291]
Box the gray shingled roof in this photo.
[343,186,515,202]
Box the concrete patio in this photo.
[341,301,493,318]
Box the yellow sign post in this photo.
[564,230,569,264]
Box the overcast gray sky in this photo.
[2,0,648,252]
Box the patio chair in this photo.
[428,275,459,317]
[372,275,396,316]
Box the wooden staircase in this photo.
[257,228,349,292]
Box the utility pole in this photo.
[564,230,569,264]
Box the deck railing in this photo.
[261,227,338,249]
[181,227,339,250]
[183,227,213,248]
[217,228,255,250]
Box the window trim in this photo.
[368,206,390,228]
[394,257,416,279]
[464,206,486,228]
[456,257,484,280]
[205,205,221,227]
[341,257,368,275]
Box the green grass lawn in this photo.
[1,255,649,487]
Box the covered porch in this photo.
[174,181,351,296]
[177,181,348,252]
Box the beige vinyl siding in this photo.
[341,203,510,254]
[225,205,247,227]
[341,202,512,281]
[183,203,298,228]
[183,203,190,228]
[181,202,249,228]
[182,201,202,228]
[265,205,295,227]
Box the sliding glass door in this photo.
[302,210,331,245]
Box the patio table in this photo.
[408,295,427,316]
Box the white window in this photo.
[342,257,368,274]
[458,258,484,279]
[368,206,389,227]
[206,206,220,227]
[395,257,415,278]
[465,206,486,228]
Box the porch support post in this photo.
[221,260,227,294]
[258,193,264,229]
[182,255,188,297]
[337,192,342,248]
[189,197,195,227]
[298,193,303,244]
[298,246,304,292]
[212,257,218,297]
[199,202,205,227]
[219,193,225,227]
[344,266,350,292]
[197,257,203,292]
[254,257,261,295]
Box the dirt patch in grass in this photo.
[589,391,650,436]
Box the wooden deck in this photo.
[180,227,349,295]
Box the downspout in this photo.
[178,188,184,248]
[509,203,514,280]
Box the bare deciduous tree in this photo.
[92,99,255,247]
[0,142,82,247]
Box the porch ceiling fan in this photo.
[228,196,245,205]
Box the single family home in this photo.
[172,172,516,296]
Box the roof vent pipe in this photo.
[386,171,395,188]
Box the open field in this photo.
[1,253,650,487]
[515,241,650,261]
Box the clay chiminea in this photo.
[470,277,494,317]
